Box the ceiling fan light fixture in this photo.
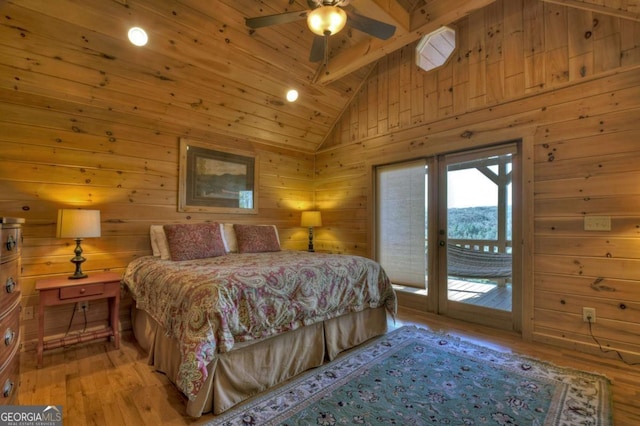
[307,6,347,36]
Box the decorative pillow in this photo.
[221,224,281,253]
[234,224,281,253]
[163,223,226,261]
[150,225,171,260]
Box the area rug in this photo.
[208,326,611,425]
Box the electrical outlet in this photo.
[23,306,34,320]
[77,301,89,312]
[582,307,596,323]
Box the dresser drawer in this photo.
[0,218,22,403]
[0,300,20,370]
[0,227,21,262]
[0,258,20,315]
[0,343,19,405]
[59,282,105,300]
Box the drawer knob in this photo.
[3,379,12,398]
[5,236,16,251]
[80,288,86,294]
[4,329,14,346]
[5,277,15,294]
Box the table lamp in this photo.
[301,210,322,252]
[57,209,101,279]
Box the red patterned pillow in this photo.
[163,223,226,261]
[234,224,281,253]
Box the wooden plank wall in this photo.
[0,5,316,347]
[1,129,314,347]
[3,135,313,348]
[316,0,640,359]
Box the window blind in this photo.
[376,159,427,288]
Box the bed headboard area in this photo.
[149,223,281,261]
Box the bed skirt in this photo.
[131,305,389,417]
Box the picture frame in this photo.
[178,138,258,214]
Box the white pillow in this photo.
[150,226,160,257]
[150,225,171,260]
[221,223,237,253]
[220,224,280,253]
[270,225,280,245]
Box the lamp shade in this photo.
[301,211,322,227]
[57,209,101,239]
[307,6,347,36]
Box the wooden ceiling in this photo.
[3,0,497,153]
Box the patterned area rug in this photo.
[208,326,611,425]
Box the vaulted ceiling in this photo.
[3,0,498,153]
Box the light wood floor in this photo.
[18,307,640,425]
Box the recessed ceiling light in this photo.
[128,27,148,46]
[286,89,299,102]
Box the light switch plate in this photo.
[584,216,611,231]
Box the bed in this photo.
[122,222,396,417]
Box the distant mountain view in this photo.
[448,206,512,240]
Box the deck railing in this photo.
[447,238,512,254]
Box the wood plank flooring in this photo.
[18,307,640,425]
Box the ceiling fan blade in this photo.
[345,10,396,40]
[245,10,310,29]
[309,36,325,63]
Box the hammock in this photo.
[447,244,512,278]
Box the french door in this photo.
[375,142,521,331]
[436,143,520,330]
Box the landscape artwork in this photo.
[178,138,258,214]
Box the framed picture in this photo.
[178,138,258,214]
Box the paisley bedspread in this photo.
[122,251,396,400]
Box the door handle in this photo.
[439,241,445,247]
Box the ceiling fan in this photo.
[245,0,396,65]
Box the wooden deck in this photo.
[448,278,512,311]
[392,278,512,312]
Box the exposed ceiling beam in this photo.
[542,0,640,22]
[315,0,496,85]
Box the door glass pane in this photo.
[376,160,427,291]
[446,154,513,312]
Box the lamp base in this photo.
[68,238,88,280]
[68,271,88,280]
[307,227,315,252]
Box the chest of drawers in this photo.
[0,217,24,405]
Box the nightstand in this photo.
[35,271,121,368]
